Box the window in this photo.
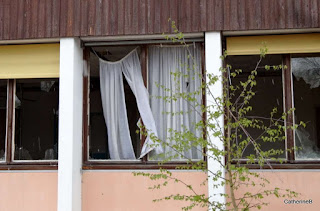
[83,43,204,166]
[0,43,59,168]
[225,33,320,167]
[227,53,320,165]
[292,56,320,160]
[227,55,286,160]
[0,79,59,163]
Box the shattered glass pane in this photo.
[292,57,320,89]
[292,57,320,159]
[40,81,55,92]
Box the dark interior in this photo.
[14,79,59,160]
[0,80,7,161]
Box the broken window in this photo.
[84,43,204,163]
[227,55,286,159]
[292,57,320,159]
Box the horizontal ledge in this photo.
[84,38,204,47]
[223,28,320,36]
[83,165,196,170]
[236,163,320,169]
[83,161,205,170]
[0,164,58,170]
[81,33,204,42]
[0,38,60,45]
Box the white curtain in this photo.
[99,48,161,159]
[148,45,203,160]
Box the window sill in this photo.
[83,160,204,170]
[0,162,58,170]
[233,160,320,169]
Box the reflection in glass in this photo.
[292,57,320,159]
[14,79,59,160]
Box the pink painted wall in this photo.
[83,171,320,211]
[0,172,57,211]
[1,170,316,211]
[233,171,320,211]
[82,171,208,211]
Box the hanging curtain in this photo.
[99,48,161,160]
[148,45,203,160]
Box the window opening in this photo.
[292,57,320,159]
[227,55,286,159]
[88,46,141,160]
[85,43,205,164]
[14,79,59,160]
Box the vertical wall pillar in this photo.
[205,32,226,208]
[58,38,83,211]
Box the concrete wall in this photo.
[82,171,207,211]
[0,170,319,211]
[233,171,320,211]
[0,171,57,211]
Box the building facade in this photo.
[0,0,320,211]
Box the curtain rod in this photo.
[84,38,204,47]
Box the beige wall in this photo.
[233,171,320,211]
[0,171,57,211]
[82,171,208,211]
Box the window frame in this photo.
[228,53,320,169]
[0,79,58,170]
[82,43,206,169]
